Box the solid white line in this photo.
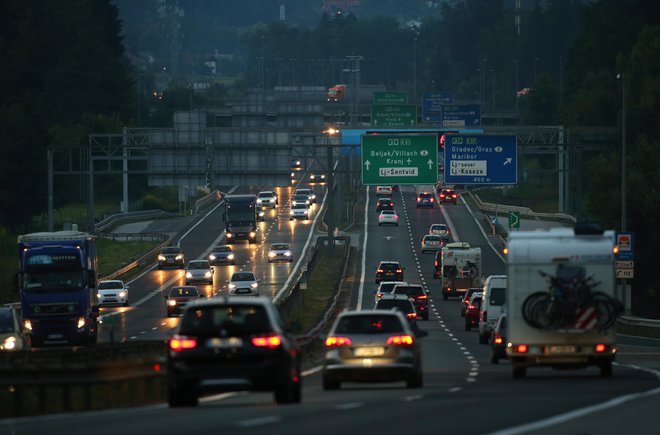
[273,188,327,304]
[460,194,505,263]
[489,365,660,435]
[357,186,370,311]
[199,392,240,403]
[236,416,281,428]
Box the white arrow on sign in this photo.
[427,159,434,169]
[364,160,371,170]
[504,157,512,165]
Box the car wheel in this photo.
[465,321,471,331]
[208,280,213,285]
[406,370,423,388]
[600,361,613,377]
[479,332,489,344]
[491,354,500,364]
[168,384,198,407]
[123,300,128,307]
[460,309,465,317]
[274,369,300,404]
[512,366,527,379]
[322,375,340,391]
[442,294,448,300]
[158,265,162,270]
[290,217,294,221]
[422,312,429,320]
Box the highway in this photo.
[3,184,660,434]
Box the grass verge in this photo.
[475,185,559,214]
[96,238,162,277]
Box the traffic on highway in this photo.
[4,168,660,435]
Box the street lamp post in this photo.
[325,128,339,254]
[617,72,629,313]
[413,37,418,102]
[558,55,563,108]
[513,59,519,112]
[481,58,488,106]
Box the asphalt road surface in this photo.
[3,184,660,435]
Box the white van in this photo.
[478,275,507,344]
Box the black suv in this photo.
[416,192,435,208]
[376,198,395,212]
[392,284,429,320]
[439,189,458,204]
[167,297,302,407]
[375,261,405,283]
[158,246,185,269]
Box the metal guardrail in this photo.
[469,190,577,224]
[618,316,660,328]
[95,210,181,233]
[194,190,222,215]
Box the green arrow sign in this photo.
[509,211,520,229]
[361,134,438,185]
[371,105,417,127]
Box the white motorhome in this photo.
[505,225,621,379]
[439,242,482,300]
[478,275,507,344]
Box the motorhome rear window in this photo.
[490,288,506,306]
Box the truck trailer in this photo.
[17,230,99,346]
[223,194,259,244]
[505,225,622,378]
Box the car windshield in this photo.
[213,246,231,253]
[393,286,425,297]
[381,211,395,215]
[271,244,289,250]
[180,305,272,335]
[98,281,123,290]
[490,288,506,306]
[170,287,199,297]
[379,282,403,293]
[161,247,181,254]
[334,314,404,334]
[24,270,85,293]
[258,193,272,198]
[232,273,255,282]
[380,263,400,272]
[0,311,15,333]
[188,262,209,270]
[376,299,414,314]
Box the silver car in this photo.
[420,235,447,253]
[290,203,309,220]
[268,243,293,263]
[185,260,214,285]
[226,271,260,296]
[0,305,31,351]
[256,190,278,208]
[322,310,423,390]
[97,280,129,307]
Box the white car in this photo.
[98,280,129,307]
[295,188,316,204]
[292,194,310,208]
[376,185,393,196]
[290,203,309,220]
[0,305,31,351]
[421,235,447,253]
[256,190,278,208]
[185,260,214,285]
[429,223,450,237]
[374,281,408,305]
[268,243,293,263]
[378,210,399,226]
[226,271,260,296]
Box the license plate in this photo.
[354,347,385,357]
[207,337,243,348]
[49,334,64,339]
[547,345,576,354]
[237,288,250,293]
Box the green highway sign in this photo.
[371,105,417,127]
[361,134,438,185]
[374,92,409,105]
[509,211,520,229]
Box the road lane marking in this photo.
[403,395,424,402]
[334,402,364,410]
[448,387,462,393]
[356,187,370,311]
[236,416,281,427]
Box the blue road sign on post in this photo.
[442,104,481,127]
[444,135,517,185]
[615,232,634,260]
[422,92,454,113]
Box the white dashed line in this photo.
[334,402,364,411]
[403,395,424,402]
[236,416,281,428]
[448,387,463,393]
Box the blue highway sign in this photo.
[423,92,454,113]
[444,135,517,185]
[442,104,481,127]
[615,232,634,260]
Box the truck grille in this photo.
[31,302,79,315]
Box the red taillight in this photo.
[386,335,414,346]
[440,194,446,198]
[396,269,402,273]
[169,336,197,351]
[595,344,607,353]
[325,336,352,347]
[252,335,282,348]
[494,334,503,344]
[516,344,528,353]
[377,269,384,273]
[467,304,475,310]
[416,295,428,300]
[416,197,421,202]
[394,216,398,219]
[377,293,383,299]
[391,202,394,206]
[406,312,418,319]
[430,198,434,202]
[452,194,458,198]
[434,261,438,267]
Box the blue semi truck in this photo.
[17,230,99,346]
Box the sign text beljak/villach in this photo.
[370,149,419,158]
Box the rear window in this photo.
[379,282,401,293]
[180,305,272,335]
[419,193,433,198]
[375,299,414,314]
[393,286,424,297]
[161,247,181,254]
[380,263,400,272]
[334,314,404,334]
[489,288,506,306]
